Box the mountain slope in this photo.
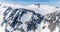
[0,3,60,32]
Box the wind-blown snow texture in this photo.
[0,3,60,32]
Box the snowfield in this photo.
[0,3,60,32]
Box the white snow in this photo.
[0,4,8,32]
[21,12,32,23]
[25,4,58,15]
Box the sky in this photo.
[0,0,60,7]
[0,0,60,2]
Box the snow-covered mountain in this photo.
[0,3,60,32]
[0,3,59,15]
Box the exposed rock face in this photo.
[1,8,44,32]
[41,11,60,32]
